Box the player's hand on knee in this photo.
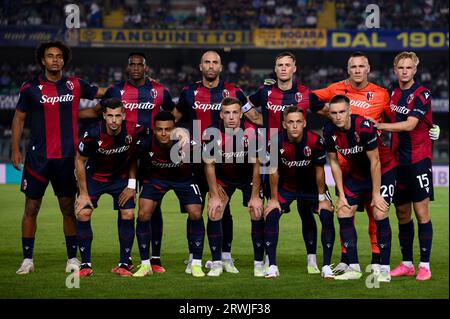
[336,195,350,211]
[217,185,229,207]
[208,195,223,220]
[248,196,263,219]
[318,199,333,213]
[264,199,281,217]
[429,124,440,140]
[371,193,389,212]
[75,194,93,214]
[119,187,136,206]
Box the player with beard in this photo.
[174,51,247,275]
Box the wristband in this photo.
[127,179,137,190]
[241,102,252,113]
[318,193,326,201]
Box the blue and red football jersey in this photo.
[202,120,260,186]
[101,78,174,129]
[137,132,193,182]
[249,82,324,134]
[386,82,433,165]
[274,129,326,194]
[324,114,380,179]
[16,74,98,159]
[78,120,144,182]
[176,80,247,139]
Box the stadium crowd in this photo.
[0,0,448,30]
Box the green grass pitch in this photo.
[0,185,447,299]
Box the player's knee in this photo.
[395,208,412,223]
[23,201,41,218]
[76,210,92,221]
[138,210,151,222]
[188,210,202,221]
[120,210,134,220]
[415,210,430,224]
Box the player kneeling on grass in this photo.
[324,95,394,282]
[251,106,335,279]
[75,98,143,277]
[133,111,206,278]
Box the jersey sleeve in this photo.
[312,135,327,165]
[236,87,247,106]
[16,82,32,112]
[175,87,189,117]
[309,92,325,112]
[100,86,121,106]
[323,123,337,153]
[313,86,333,102]
[359,119,378,151]
[410,90,431,121]
[79,79,99,100]
[161,88,175,111]
[249,87,263,107]
[78,130,99,157]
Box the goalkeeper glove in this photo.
[264,78,276,85]
[429,124,440,141]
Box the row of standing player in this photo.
[12,42,437,281]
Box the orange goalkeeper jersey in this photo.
[314,80,392,175]
[313,79,390,123]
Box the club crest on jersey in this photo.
[303,146,311,157]
[125,135,133,145]
[268,90,272,96]
[150,88,158,99]
[241,136,249,147]
[222,89,230,98]
[66,80,74,91]
[407,93,414,104]
[367,91,374,101]
[354,132,360,143]
[295,92,303,103]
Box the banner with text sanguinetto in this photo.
[79,29,247,46]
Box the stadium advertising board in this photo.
[253,28,327,48]
[329,30,449,50]
[0,26,61,46]
[253,29,448,50]
[79,29,246,46]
